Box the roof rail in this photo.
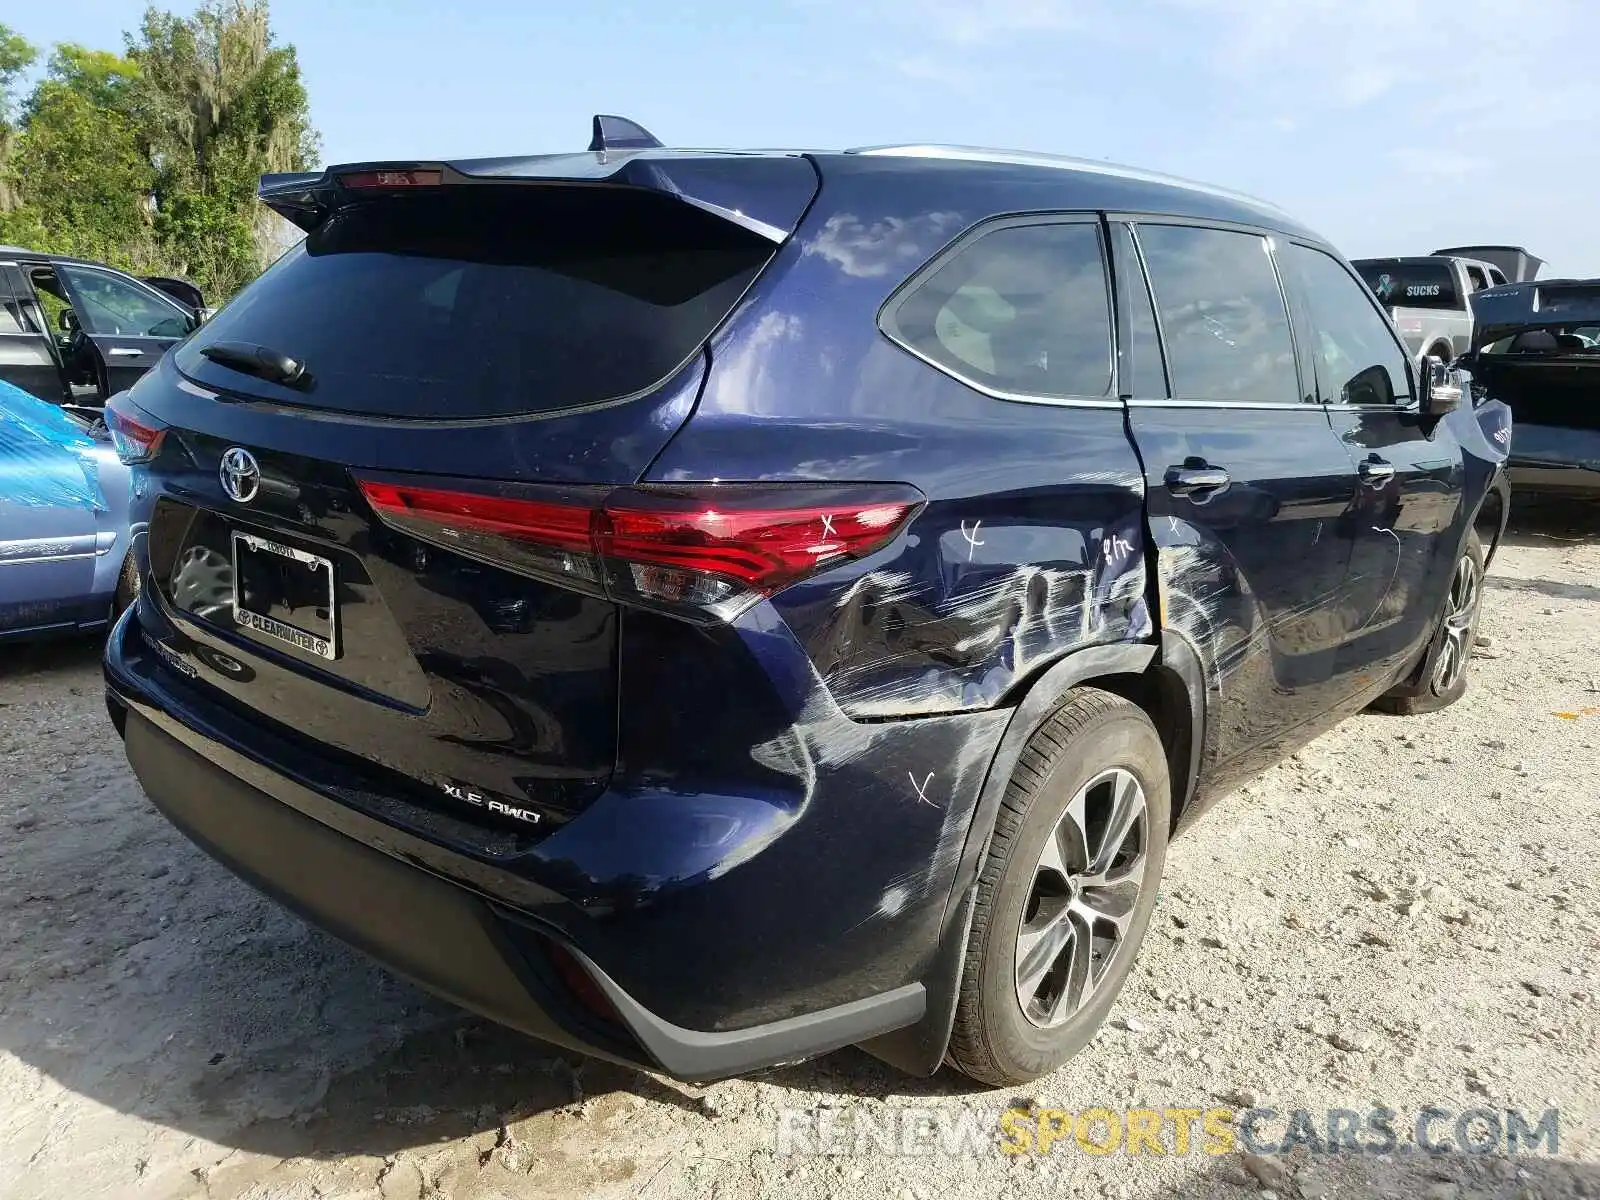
[845,143,1286,214]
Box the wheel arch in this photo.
[1474,476,1510,569]
[858,638,1203,1076]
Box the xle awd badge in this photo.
[442,782,542,827]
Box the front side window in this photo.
[1288,245,1411,407]
[882,220,1114,399]
[1135,224,1299,405]
[58,265,190,338]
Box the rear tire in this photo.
[946,688,1170,1087]
[111,551,141,623]
[1371,531,1484,715]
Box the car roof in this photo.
[304,142,1322,244]
[1351,253,1504,272]
[0,245,112,270]
[840,143,1302,229]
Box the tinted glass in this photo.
[177,187,775,418]
[0,272,27,336]
[1290,246,1411,407]
[1351,260,1460,310]
[1117,225,1166,397]
[1136,225,1299,405]
[885,221,1113,399]
[57,265,190,338]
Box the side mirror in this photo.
[1420,355,1463,416]
[58,308,78,333]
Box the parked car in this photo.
[1350,252,1518,367]
[103,119,1512,1088]
[0,380,137,640]
[0,247,204,417]
[1461,278,1600,496]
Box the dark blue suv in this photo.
[103,119,1512,1087]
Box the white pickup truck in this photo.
[1351,245,1544,367]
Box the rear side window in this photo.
[0,271,29,336]
[882,220,1114,400]
[1136,224,1299,406]
[1352,260,1460,310]
[176,187,776,419]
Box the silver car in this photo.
[0,380,137,640]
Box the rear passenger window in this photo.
[1136,225,1299,406]
[882,221,1113,399]
[1288,245,1411,407]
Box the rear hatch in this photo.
[1467,279,1600,442]
[119,151,818,835]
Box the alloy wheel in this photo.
[1014,767,1149,1029]
[1431,552,1481,694]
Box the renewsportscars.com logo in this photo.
[773,1105,1561,1159]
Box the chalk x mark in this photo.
[960,520,985,562]
[908,771,937,808]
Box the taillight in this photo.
[357,478,923,622]
[338,169,442,189]
[105,394,167,464]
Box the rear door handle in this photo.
[1358,457,1396,486]
[1164,465,1232,498]
[107,348,144,358]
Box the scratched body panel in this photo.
[651,161,1154,719]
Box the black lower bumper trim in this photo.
[118,703,923,1082]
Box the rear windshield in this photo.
[1351,260,1460,310]
[176,186,775,418]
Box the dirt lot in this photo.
[2,501,1596,1200]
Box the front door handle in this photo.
[1358,457,1396,487]
[107,348,144,358]
[1164,464,1231,499]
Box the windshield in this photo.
[1352,260,1460,310]
[176,185,776,419]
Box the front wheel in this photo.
[947,688,1170,1087]
[1372,531,1485,715]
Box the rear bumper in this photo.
[104,604,996,1080]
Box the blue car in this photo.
[103,117,1510,1086]
[0,380,137,640]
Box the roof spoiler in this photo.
[258,116,814,242]
[1433,245,1544,283]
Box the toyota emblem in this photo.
[219,447,261,503]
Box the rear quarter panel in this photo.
[648,159,1155,718]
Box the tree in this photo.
[0,3,317,298]
[127,0,318,295]
[0,23,38,214]
[4,45,154,264]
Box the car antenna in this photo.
[588,114,663,153]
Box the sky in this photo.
[12,0,1598,275]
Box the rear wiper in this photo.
[199,340,315,390]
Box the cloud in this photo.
[1387,148,1489,180]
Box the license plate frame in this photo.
[230,531,338,660]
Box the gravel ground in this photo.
[1,500,1596,1200]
